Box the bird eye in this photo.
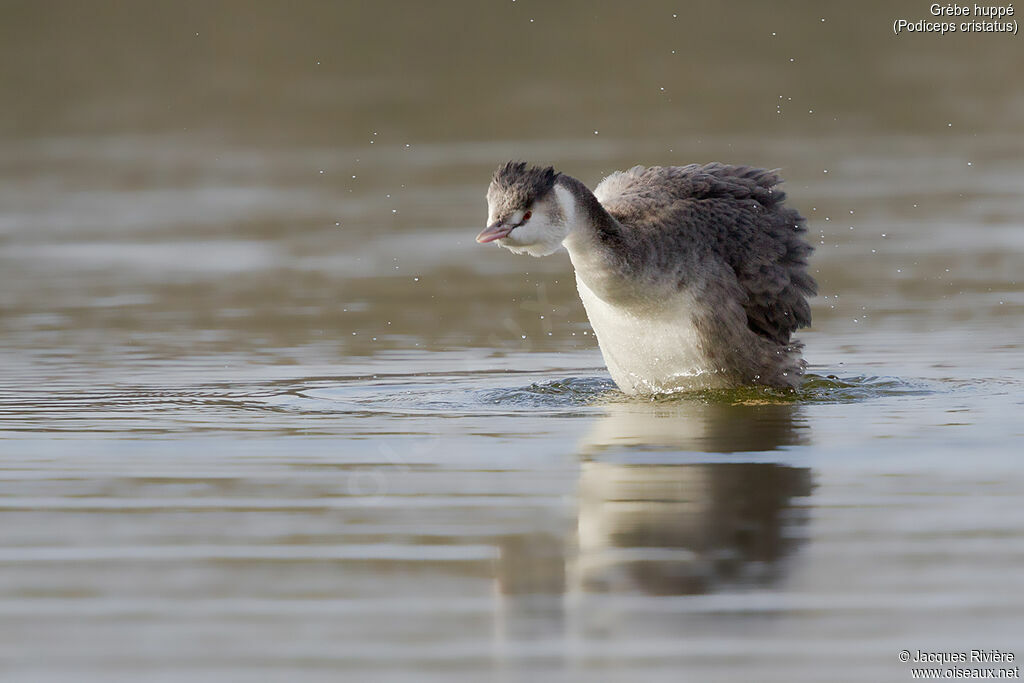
[523,210,532,221]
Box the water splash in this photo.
[293,371,936,417]
[477,376,617,407]
[647,373,937,406]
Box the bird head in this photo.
[476,161,569,257]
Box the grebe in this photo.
[476,161,817,394]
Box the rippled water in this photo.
[2,1,1024,681]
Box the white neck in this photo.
[554,179,631,303]
[555,184,587,252]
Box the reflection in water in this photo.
[574,461,811,596]
[579,398,808,456]
[576,400,812,596]
[498,400,811,606]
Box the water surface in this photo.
[1,2,1023,681]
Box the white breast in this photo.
[575,274,725,394]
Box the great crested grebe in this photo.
[476,161,817,394]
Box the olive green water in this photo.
[1,2,1023,681]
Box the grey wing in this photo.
[599,163,817,345]
[733,202,817,346]
[710,166,817,345]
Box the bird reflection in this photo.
[578,398,807,457]
[571,399,811,596]
[573,460,810,595]
[497,398,812,600]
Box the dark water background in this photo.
[1,1,1023,681]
